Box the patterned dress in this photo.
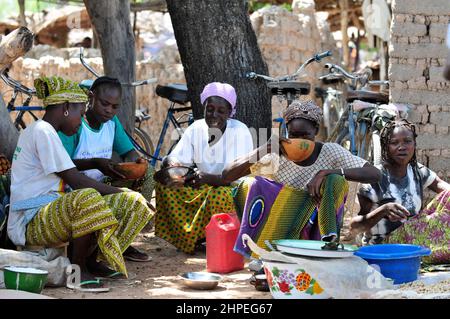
[234,143,367,257]
[359,164,449,264]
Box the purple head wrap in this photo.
[200,82,237,117]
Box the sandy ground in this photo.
[41,223,271,299]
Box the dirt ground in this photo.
[41,223,271,299]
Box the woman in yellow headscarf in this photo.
[7,76,153,291]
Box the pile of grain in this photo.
[398,279,450,295]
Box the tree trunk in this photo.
[166,0,271,136]
[83,0,136,133]
[0,97,19,160]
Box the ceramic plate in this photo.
[273,239,358,258]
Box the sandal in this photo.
[123,246,152,262]
[66,279,110,293]
[95,271,137,281]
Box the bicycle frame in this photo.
[150,102,192,166]
[2,71,43,130]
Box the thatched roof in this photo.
[34,7,91,48]
[315,0,364,32]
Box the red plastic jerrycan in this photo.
[206,213,244,274]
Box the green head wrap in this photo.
[34,76,88,107]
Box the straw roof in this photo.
[34,6,91,47]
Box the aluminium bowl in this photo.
[179,272,222,290]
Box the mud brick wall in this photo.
[390,0,450,180]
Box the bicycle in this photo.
[318,63,405,165]
[79,48,194,167]
[246,50,333,137]
[314,74,346,139]
[1,70,42,130]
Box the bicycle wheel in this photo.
[369,130,382,165]
[133,127,154,157]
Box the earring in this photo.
[64,110,69,117]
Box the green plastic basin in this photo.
[3,266,48,294]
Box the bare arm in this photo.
[428,176,450,193]
[350,194,410,236]
[321,162,381,183]
[307,162,381,199]
[222,143,272,183]
[72,158,126,179]
[56,168,122,195]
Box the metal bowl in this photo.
[179,272,223,290]
[154,166,195,186]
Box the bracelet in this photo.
[341,168,346,179]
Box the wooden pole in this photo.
[18,0,27,26]
[339,0,349,67]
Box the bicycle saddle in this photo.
[267,81,310,96]
[320,76,344,85]
[156,83,189,104]
[346,90,389,104]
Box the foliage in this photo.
[248,1,292,13]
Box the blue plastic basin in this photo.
[354,244,431,284]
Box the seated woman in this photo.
[350,120,450,264]
[58,76,154,261]
[223,100,381,257]
[7,76,153,289]
[155,82,254,254]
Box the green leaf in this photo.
[272,267,280,277]
[310,279,316,285]
[305,287,314,295]
[296,268,305,273]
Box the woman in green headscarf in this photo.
[7,76,153,291]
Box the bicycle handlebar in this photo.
[323,63,385,88]
[246,50,332,82]
[125,78,158,87]
[79,48,157,86]
[79,47,101,78]
[367,80,389,86]
[0,71,36,96]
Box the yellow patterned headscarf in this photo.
[34,76,88,107]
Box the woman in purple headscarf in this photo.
[154,82,254,254]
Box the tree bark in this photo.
[166,0,271,136]
[0,27,34,73]
[83,0,136,133]
[0,97,19,160]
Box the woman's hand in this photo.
[380,202,410,222]
[95,158,126,179]
[185,169,209,188]
[306,170,326,203]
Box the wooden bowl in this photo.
[113,161,148,180]
[281,138,315,162]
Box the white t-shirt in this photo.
[169,119,254,175]
[73,118,115,181]
[8,120,75,245]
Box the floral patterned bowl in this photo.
[262,260,330,299]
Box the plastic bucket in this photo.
[354,244,430,284]
[261,259,330,299]
[3,266,48,294]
